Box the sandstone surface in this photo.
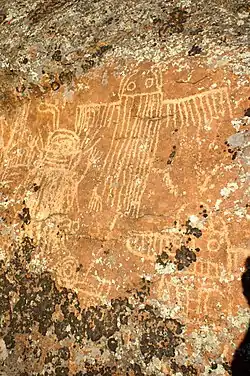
[0,1,249,375]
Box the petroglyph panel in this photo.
[0,62,249,327]
[85,68,164,220]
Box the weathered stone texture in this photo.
[0,0,249,375]
[0,59,249,374]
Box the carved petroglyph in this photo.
[154,217,245,321]
[151,167,179,195]
[158,274,232,321]
[126,230,187,261]
[21,99,108,259]
[0,68,234,222]
[1,64,244,311]
[178,286,230,320]
[0,103,37,193]
[29,102,104,220]
[83,68,233,223]
[56,255,80,288]
[56,249,112,305]
[161,87,233,191]
[87,68,164,219]
[89,186,103,212]
[30,216,80,256]
[29,131,82,220]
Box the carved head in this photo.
[44,129,81,167]
[119,67,163,97]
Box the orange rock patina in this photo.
[0,61,249,374]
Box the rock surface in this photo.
[0,1,249,375]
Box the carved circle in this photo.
[127,81,136,91]
[145,77,154,89]
[207,238,220,252]
[57,256,79,287]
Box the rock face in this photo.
[0,1,249,375]
[0,60,249,375]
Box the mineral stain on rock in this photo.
[155,240,198,272]
[0,238,191,375]
[167,146,176,165]
[18,207,31,225]
[185,220,202,239]
[175,245,197,271]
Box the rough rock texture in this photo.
[0,0,249,113]
[0,1,249,375]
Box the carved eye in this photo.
[207,238,220,252]
[127,81,136,91]
[145,77,154,89]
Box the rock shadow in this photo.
[231,257,250,375]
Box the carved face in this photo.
[119,68,162,97]
[45,129,80,158]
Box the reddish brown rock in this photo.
[0,60,249,375]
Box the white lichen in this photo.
[227,307,249,330]
[188,215,204,229]
[155,261,177,275]
[220,182,238,198]
[29,254,47,273]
